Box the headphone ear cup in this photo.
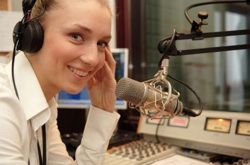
[20,19,44,53]
[13,21,22,49]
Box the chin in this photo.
[64,87,83,95]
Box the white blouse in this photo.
[0,52,120,165]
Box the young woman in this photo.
[0,0,120,164]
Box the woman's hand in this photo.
[86,47,116,112]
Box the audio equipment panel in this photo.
[138,110,250,159]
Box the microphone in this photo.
[115,77,182,118]
[115,58,201,118]
[115,77,199,118]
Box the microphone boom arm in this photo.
[158,29,250,59]
[150,0,249,117]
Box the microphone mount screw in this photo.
[191,11,208,39]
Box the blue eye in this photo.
[71,33,83,41]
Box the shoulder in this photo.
[0,63,24,123]
[0,63,10,89]
[0,62,13,95]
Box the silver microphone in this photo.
[115,77,183,118]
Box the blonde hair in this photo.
[31,0,57,20]
[31,0,112,21]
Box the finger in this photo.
[105,47,116,76]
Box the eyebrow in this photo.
[77,24,92,34]
[74,24,112,40]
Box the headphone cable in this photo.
[12,40,20,99]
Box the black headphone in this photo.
[13,0,44,53]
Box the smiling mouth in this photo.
[68,66,89,77]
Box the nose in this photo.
[79,44,100,67]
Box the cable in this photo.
[158,29,176,67]
[37,124,46,165]
[168,74,203,116]
[12,41,20,99]
[155,118,165,143]
[12,8,28,99]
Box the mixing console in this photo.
[104,140,178,165]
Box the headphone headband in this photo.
[22,0,36,14]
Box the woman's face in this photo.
[30,0,112,98]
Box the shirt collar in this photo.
[5,52,53,130]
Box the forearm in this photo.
[75,106,120,165]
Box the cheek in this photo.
[42,38,76,63]
[42,31,72,59]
